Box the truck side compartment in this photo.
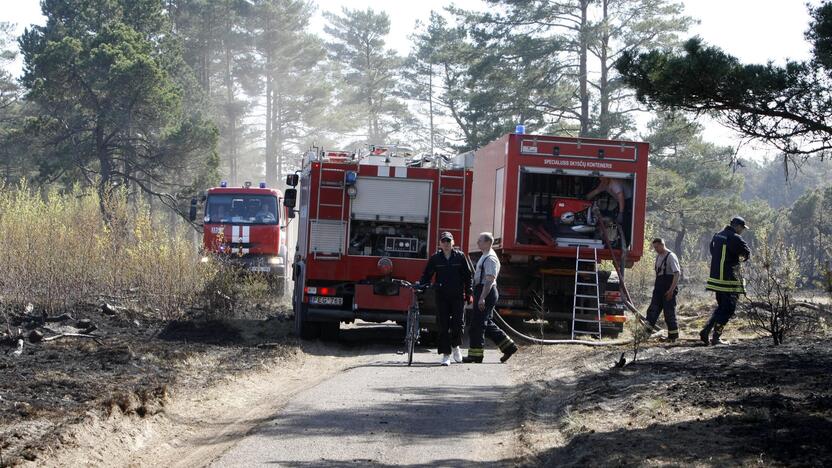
[468,134,649,336]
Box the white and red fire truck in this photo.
[191,181,290,295]
[283,146,473,339]
[467,133,650,337]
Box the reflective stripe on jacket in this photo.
[706,226,750,294]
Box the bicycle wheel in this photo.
[406,305,418,366]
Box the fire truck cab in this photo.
[192,182,290,295]
[467,133,650,336]
[284,146,473,340]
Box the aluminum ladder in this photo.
[571,246,602,339]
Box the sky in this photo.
[1,0,821,157]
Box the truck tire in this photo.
[295,304,321,340]
[292,263,318,339]
[295,303,320,340]
[545,319,572,334]
[320,321,340,341]
[603,329,622,339]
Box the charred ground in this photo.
[511,334,832,467]
[0,303,295,466]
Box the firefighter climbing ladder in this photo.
[571,246,603,339]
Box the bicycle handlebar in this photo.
[390,279,431,292]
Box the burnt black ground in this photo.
[0,304,295,466]
[513,337,832,467]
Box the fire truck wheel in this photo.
[602,326,622,339]
[320,321,340,341]
[545,319,572,334]
[295,304,321,340]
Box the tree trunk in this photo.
[598,0,611,138]
[366,42,374,142]
[265,28,274,188]
[578,0,590,137]
[673,222,686,258]
[273,85,283,187]
[223,31,238,186]
[428,61,435,157]
[96,124,112,221]
[201,8,213,95]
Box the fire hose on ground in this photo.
[491,210,663,347]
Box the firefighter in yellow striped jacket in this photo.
[700,217,751,346]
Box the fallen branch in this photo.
[746,300,829,314]
[43,313,74,323]
[793,301,831,313]
[42,333,103,345]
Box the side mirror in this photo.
[286,174,299,187]
[283,188,297,218]
[188,198,197,222]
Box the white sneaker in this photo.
[452,347,463,363]
[440,354,451,366]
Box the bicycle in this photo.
[393,279,429,366]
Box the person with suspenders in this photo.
[463,232,518,363]
[646,238,681,341]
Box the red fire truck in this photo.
[283,146,473,339]
[190,181,290,295]
[467,133,649,337]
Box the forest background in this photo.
[0,0,830,304]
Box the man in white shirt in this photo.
[646,238,681,341]
[463,232,518,363]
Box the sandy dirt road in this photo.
[212,344,514,467]
[211,333,518,467]
[32,323,520,468]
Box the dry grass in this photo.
[0,181,210,317]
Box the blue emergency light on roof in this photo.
[344,171,357,186]
[259,182,266,188]
[220,180,227,188]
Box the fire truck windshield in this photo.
[205,194,278,225]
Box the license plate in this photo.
[309,296,343,306]
[249,266,271,273]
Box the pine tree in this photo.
[20,0,218,219]
[453,0,691,139]
[324,7,410,145]
[253,0,330,185]
[169,0,259,186]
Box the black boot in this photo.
[699,329,710,346]
[711,324,729,346]
[699,317,715,346]
[500,343,518,363]
[463,348,484,363]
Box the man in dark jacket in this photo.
[419,232,473,366]
[700,217,751,345]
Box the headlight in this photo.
[200,256,210,263]
[269,256,284,265]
